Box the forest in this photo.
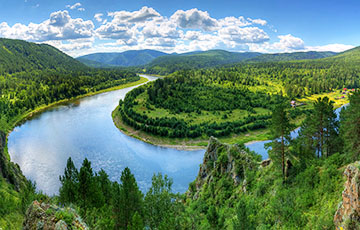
[14,91,358,230]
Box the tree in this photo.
[129,212,144,230]
[144,173,174,229]
[59,157,78,204]
[113,167,143,230]
[268,104,293,180]
[78,158,94,215]
[299,97,339,158]
[341,91,360,160]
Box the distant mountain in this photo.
[76,57,113,68]
[0,38,86,74]
[146,50,262,74]
[77,50,169,67]
[247,51,337,62]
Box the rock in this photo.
[334,162,360,230]
[187,136,257,199]
[55,220,68,230]
[260,159,271,168]
[0,130,27,191]
[23,201,88,230]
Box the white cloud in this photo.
[0,10,94,42]
[272,34,305,51]
[1,6,352,56]
[248,18,267,26]
[94,13,103,22]
[306,44,354,53]
[66,3,81,10]
[170,8,218,31]
[50,10,71,27]
[108,6,161,24]
[219,26,270,43]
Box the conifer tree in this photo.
[341,91,360,160]
[269,104,292,180]
[59,157,78,204]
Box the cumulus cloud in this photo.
[306,44,354,53]
[108,6,161,24]
[1,6,352,56]
[219,26,270,44]
[170,8,218,31]
[66,3,81,10]
[0,10,94,42]
[274,34,305,50]
[94,13,103,22]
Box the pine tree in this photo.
[268,104,293,180]
[113,167,143,230]
[341,91,360,160]
[299,97,339,158]
[78,158,94,215]
[59,157,78,204]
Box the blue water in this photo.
[8,75,204,195]
[8,74,346,195]
[246,106,345,159]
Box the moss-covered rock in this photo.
[23,200,88,230]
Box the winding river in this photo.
[8,75,207,195]
[9,74,341,195]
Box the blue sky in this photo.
[0,0,358,57]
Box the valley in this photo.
[0,35,360,230]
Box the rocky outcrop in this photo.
[188,137,257,199]
[0,130,26,191]
[23,200,88,230]
[334,161,360,230]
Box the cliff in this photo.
[187,137,258,200]
[0,130,26,191]
[23,200,88,230]
[334,161,360,229]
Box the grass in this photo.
[298,89,351,108]
[0,179,24,230]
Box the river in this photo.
[8,74,344,195]
[8,75,206,195]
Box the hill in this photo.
[77,49,169,67]
[325,46,360,62]
[247,51,337,62]
[0,38,86,74]
[145,50,261,75]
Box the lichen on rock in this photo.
[187,136,258,200]
[334,161,360,230]
[23,200,88,230]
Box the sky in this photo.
[0,0,358,57]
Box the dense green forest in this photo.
[2,36,360,229]
[77,49,169,67]
[246,51,336,62]
[33,92,360,229]
[0,38,142,228]
[114,46,360,145]
[0,38,87,74]
[116,71,309,140]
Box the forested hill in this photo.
[246,51,337,62]
[77,49,169,67]
[145,50,261,75]
[326,46,360,62]
[0,38,87,74]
